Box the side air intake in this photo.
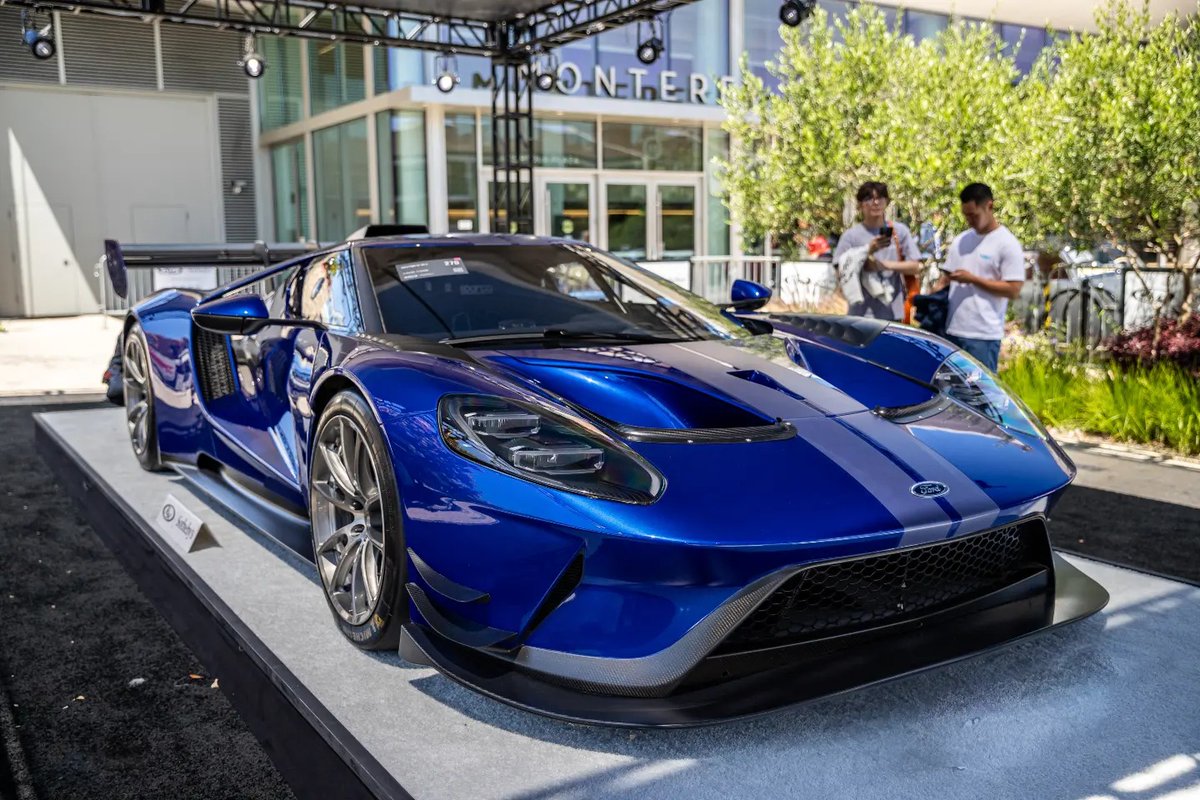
[193,325,236,402]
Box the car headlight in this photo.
[439,395,665,504]
[933,351,1043,437]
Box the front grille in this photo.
[720,521,1049,652]
[193,326,236,402]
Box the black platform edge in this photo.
[35,416,413,800]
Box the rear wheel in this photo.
[309,391,407,650]
[123,323,163,471]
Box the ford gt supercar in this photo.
[108,232,1107,727]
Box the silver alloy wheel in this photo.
[123,333,151,456]
[311,414,386,626]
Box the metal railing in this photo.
[689,256,783,303]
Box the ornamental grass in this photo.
[999,343,1200,456]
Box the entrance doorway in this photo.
[601,180,699,262]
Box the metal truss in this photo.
[2,0,497,54]
[489,54,535,235]
[517,0,696,52]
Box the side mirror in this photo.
[191,295,325,335]
[104,239,128,299]
[729,279,772,311]
[192,295,270,334]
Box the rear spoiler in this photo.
[102,240,321,299]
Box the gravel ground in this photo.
[0,401,294,800]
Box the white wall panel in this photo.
[0,86,222,316]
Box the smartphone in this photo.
[879,225,893,238]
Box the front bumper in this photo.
[401,527,1109,727]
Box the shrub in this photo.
[1000,345,1200,456]
[1107,317,1200,376]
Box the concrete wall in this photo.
[0,85,224,317]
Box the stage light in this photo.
[27,32,55,59]
[239,35,266,79]
[434,53,458,93]
[635,18,663,65]
[779,0,816,27]
[636,37,662,64]
[534,51,558,91]
[20,9,55,61]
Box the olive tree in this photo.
[716,5,1025,251]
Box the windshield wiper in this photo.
[439,328,693,347]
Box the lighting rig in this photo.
[779,0,816,27]
[239,34,266,78]
[20,8,55,60]
[535,50,559,91]
[434,52,459,93]
[635,16,663,65]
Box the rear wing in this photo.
[102,240,321,299]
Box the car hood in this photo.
[475,335,883,430]
[464,335,1073,546]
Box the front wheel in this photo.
[309,391,407,650]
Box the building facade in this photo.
[252,0,1194,264]
[0,5,260,316]
[0,0,1192,315]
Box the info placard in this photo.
[154,493,216,554]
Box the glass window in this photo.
[905,11,948,41]
[482,117,584,168]
[376,111,427,227]
[373,19,425,93]
[309,39,365,115]
[300,250,361,331]
[705,129,730,256]
[999,24,1048,74]
[743,0,783,87]
[535,117,596,168]
[271,139,310,242]
[606,184,647,260]
[593,0,728,102]
[313,118,370,241]
[259,36,303,130]
[446,113,479,233]
[603,123,702,171]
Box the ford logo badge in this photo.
[911,481,949,498]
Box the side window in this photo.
[299,250,361,332]
[265,264,301,318]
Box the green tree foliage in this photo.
[717,1,1200,265]
[1031,2,1200,263]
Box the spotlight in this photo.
[636,37,662,65]
[26,31,55,60]
[635,18,663,65]
[20,9,55,61]
[239,35,266,79]
[434,53,458,93]
[779,0,816,27]
[534,51,558,91]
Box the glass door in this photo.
[656,183,699,261]
[602,182,649,261]
[537,179,594,244]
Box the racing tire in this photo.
[309,390,408,650]
[123,322,164,471]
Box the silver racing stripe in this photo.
[792,415,955,546]
[840,410,1001,534]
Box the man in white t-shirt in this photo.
[934,183,1026,371]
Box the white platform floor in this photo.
[41,408,1200,800]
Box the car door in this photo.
[285,248,364,481]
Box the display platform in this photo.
[36,408,1200,800]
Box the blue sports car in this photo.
[110,231,1107,726]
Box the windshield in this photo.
[360,243,749,345]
